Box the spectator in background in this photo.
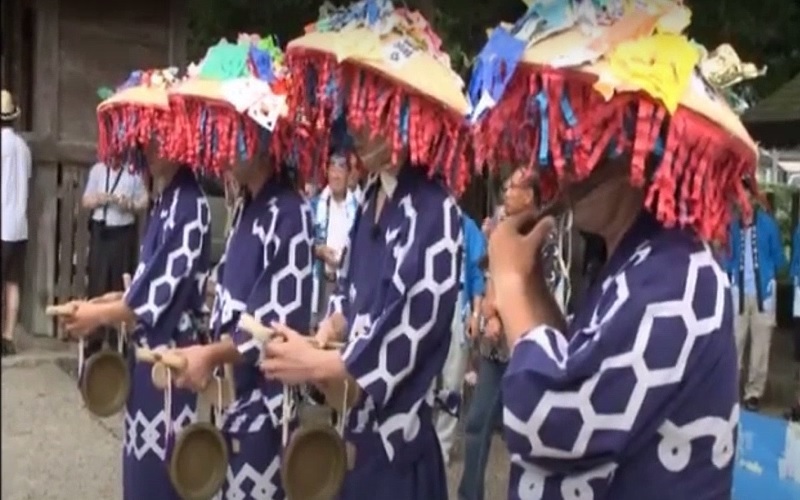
[788,223,800,422]
[81,160,148,357]
[458,166,556,500]
[1,90,31,356]
[727,202,787,411]
[435,212,486,466]
[310,153,359,328]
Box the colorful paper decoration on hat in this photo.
[96,68,181,170]
[697,43,765,114]
[286,0,474,194]
[167,34,300,177]
[469,0,763,243]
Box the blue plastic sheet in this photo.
[734,410,800,500]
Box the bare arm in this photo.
[203,336,243,366]
[93,299,137,327]
[81,163,104,210]
[131,174,150,212]
[21,140,31,210]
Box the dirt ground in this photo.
[1,334,510,500]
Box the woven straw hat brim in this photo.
[521,28,757,155]
[169,79,232,107]
[288,29,469,116]
[97,85,170,113]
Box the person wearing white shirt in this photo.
[1,90,31,356]
[310,154,359,327]
[81,161,148,357]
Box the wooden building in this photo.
[1,0,187,336]
[743,73,800,233]
[743,72,800,149]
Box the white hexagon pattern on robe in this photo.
[504,245,730,463]
[130,195,210,327]
[233,199,314,432]
[342,195,462,460]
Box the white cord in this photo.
[281,385,291,447]
[214,377,224,427]
[78,338,85,379]
[118,322,125,355]
[164,367,173,451]
[338,381,348,436]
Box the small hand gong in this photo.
[169,420,228,500]
[282,422,348,500]
[80,350,130,418]
[167,358,233,500]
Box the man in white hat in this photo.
[1,89,31,356]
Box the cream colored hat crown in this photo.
[286,0,474,194]
[96,68,179,169]
[470,0,764,243]
[1,90,21,120]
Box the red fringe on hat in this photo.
[287,48,473,195]
[473,65,756,243]
[96,104,172,168]
[166,94,311,179]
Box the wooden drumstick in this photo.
[138,348,187,390]
[238,313,345,349]
[238,314,357,409]
[237,313,276,343]
[45,303,78,317]
[136,348,188,370]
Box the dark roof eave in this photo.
[745,120,800,149]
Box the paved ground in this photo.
[4,329,794,499]
[0,334,510,499]
[1,337,123,500]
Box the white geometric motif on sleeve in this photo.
[504,245,729,460]
[342,196,462,460]
[131,195,210,325]
[511,450,618,500]
[657,403,739,472]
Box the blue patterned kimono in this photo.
[326,166,462,499]
[502,212,738,500]
[122,166,211,500]
[210,178,313,500]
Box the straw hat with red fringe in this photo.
[469,0,764,243]
[96,68,180,170]
[166,34,303,178]
[286,0,474,194]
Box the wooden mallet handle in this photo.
[135,348,188,370]
[238,313,275,342]
[45,303,78,317]
[238,313,344,349]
